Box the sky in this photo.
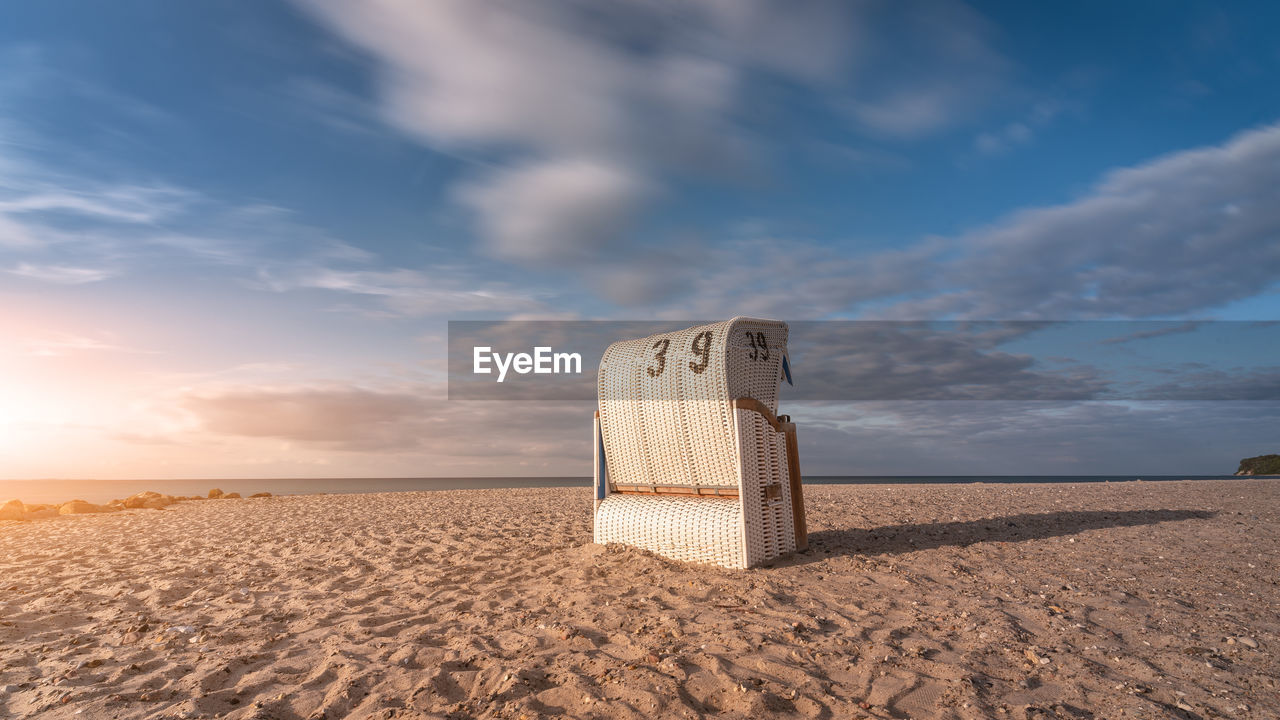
[1,0,1278,480]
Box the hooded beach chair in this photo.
[592,318,807,569]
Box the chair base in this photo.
[591,397,807,570]
[594,494,747,569]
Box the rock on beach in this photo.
[2,487,274,523]
[58,500,115,515]
[123,491,177,509]
[0,499,25,521]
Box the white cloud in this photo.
[303,0,637,154]
[579,235,942,318]
[292,0,851,157]
[636,122,1280,320]
[849,88,970,138]
[290,0,861,263]
[0,213,36,247]
[168,382,1280,474]
[19,332,149,357]
[0,179,192,255]
[180,383,589,458]
[0,125,549,317]
[795,400,1280,475]
[257,266,549,316]
[184,386,429,450]
[927,121,1280,318]
[0,186,188,224]
[455,158,652,264]
[7,262,114,284]
[292,0,1016,268]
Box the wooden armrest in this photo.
[730,397,785,432]
[731,396,808,551]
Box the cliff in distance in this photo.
[1236,454,1280,475]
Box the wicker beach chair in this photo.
[592,318,807,569]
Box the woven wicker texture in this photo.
[594,317,796,569]
[594,495,745,568]
[737,407,795,567]
[598,318,788,489]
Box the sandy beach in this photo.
[1,480,1276,719]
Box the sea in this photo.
[0,475,1269,505]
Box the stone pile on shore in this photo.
[0,488,272,522]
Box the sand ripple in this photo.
[1,480,1277,719]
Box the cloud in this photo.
[290,2,1275,321]
[974,121,1032,154]
[972,100,1068,156]
[793,400,1280,475]
[7,262,114,284]
[184,387,429,450]
[289,0,1021,274]
[181,384,589,457]
[0,180,192,255]
[925,122,1280,318]
[1136,367,1280,401]
[640,122,1280,320]
[20,332,150,357]
[184,384,1280,473]
[787,322,1109,400]
[1099,321,1202,345]
[281,77,390,139]
[258,266,549,316]
[0,148,510,316]
[847,85,1004,143]
[849,90,971,138]
[0,186,189,224]
[292,0,851,156]
[455,158,652,264]
[289,0,863,263]
[591,235,942,318]
[0,151,209,270]
[0,213,36,247]
[844,0,1009,138]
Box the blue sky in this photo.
[1,1,1278,479]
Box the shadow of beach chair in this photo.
[592,317,807,569]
